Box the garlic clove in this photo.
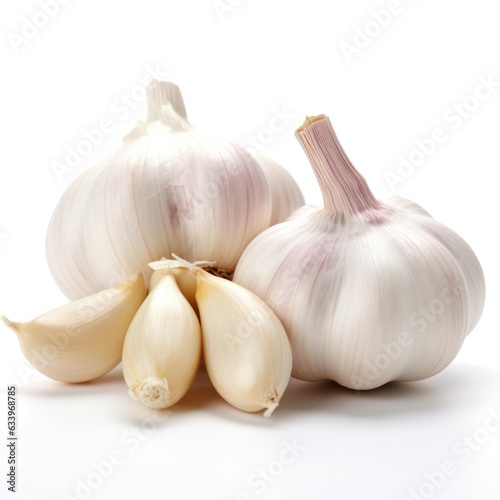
[191,264,292,417]
[1,273,146,383]
[122,271,201,409]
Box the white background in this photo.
[1,1,499,499]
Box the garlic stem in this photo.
[295,115,380,216]
[146,80,191,130]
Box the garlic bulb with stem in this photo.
[1,273,146,383]
[122,266,201,409]
[234,114,485,390]
[46,81,304,300]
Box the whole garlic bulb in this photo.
[46,81,304,300]
[234,114,485,390]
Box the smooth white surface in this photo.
[1,1,499,499]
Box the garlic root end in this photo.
[130,378,173,409]
[263,389,280,418]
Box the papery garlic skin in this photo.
[256,155,305,226]
[122,271,201,409]
[46,81,304,300]
[1,274,146,383]
[192,266,292,416]
[234,114,485,390]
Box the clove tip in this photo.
[1,315,16,331]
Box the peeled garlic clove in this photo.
[1,273,146,383]
[122,271,201,409]
[192,266,292,417]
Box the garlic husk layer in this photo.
[1,273,146,383]
[234,114,485,390]
[193,265,292,416]
[122,271,201,409]
[46,81,304,300]
[255,154,305,226]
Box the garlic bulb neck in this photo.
[145,80,191,132]
[295,114,380,216]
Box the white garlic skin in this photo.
[256,154,305,226]
[234,202,485,389]
[46,82,303,300]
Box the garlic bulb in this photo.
[122,269,201,409]
[1,273,146,383]
[46,81,304,300]
[234,114,485,390]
